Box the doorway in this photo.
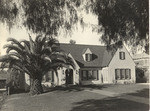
[65,69,73,84]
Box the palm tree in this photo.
[0,35,75,95]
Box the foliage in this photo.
[0,0,149,52]
[0,35,75,94]
[136,67,148,83]
[0,0,81,36]
[86,0,149,52]
[69,39,76,44]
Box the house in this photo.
[133,52,149,69]
[133,53,149,82]
[42,43,136,86]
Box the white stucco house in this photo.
[41,43,136,86]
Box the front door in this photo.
[65,69,73,84]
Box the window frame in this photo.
[115,69,131,80]
[119,52,125,60]
[81,70,98,80]
[85,53,92,62]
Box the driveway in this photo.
[0,83,149,111]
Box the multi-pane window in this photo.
[121,69,125,79]
[81,70,98,80]
[115,69,131,80]
[115,69,120,80]
[82,70,88,80]
[92,70,98,80]
[119,52,125,60]
[125,69,131,79]
[85,53,92,61]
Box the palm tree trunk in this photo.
[29,78,43,95]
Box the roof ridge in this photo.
[60,43,106,47]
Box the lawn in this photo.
[0,83,149,111]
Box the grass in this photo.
[0,83,149,111]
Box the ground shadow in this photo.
[80,84,110,90]
[71,88,149,111]
[43,84,109,93]
[71,97,149,111]
[43,85,84,93]
[127,88,149,98]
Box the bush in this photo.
[136,68,148,83]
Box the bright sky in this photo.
[0,13,104,55]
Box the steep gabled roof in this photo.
[60,43,117,68]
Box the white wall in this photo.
[101,67,109,83]
[108,46,136,84]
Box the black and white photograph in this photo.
[0,0,149,111]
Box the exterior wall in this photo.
[108,46,136,84]
[79,68,102,85]
[101,67,109,83]
[60,67,80,85]
[42,67,80,87]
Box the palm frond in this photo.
[0,55,11,62]
[3,44,24,54]
[7,38,24,49]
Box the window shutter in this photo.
[123,52,125,59]
[115,69,120,80]
[97,70,99,80]
[119,52,122,59]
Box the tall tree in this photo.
[0,0,148,52]
[0,0,81,35]
[0,35,75,95]
[85,0,149,53]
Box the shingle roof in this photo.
[60,43,117,68]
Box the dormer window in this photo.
[83,48,93,62]
[85,53,92,61]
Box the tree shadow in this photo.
[80,84,111,90]
[71,97,149,111]
[127,88,149,98]
[43,84,109,93]
[70,88,149,111]
[43,85,84,93]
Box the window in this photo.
[125,69,131,79]
[115,69,120,80]
[85,53,92,61]
[82,70,88,80]
[93,70,99,80]
[115,69,131,80]
[119,52,125,60]
[121,69,125,79]
[81,70,98,80]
